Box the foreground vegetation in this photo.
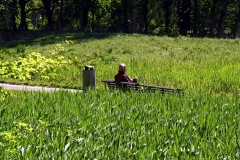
[0,32,240,158]
[0,89,239,159]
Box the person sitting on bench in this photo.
[114,64,138,83]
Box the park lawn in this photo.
[0,32,240,95]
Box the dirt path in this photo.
[0,83,80,93]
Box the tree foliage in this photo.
[1,0,240,38]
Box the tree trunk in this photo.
[143,0,148,34]
[233,2,240,38]
[193,0,199,36]
[59,0,63,30]
[122,0,129,33]
[42,0,55,30]
[216,0,228,37]
[164,0,172,35]
[47,11,53,30]
[9,0,18,32]
[81,0,91,30]
[18,0,29,31]
[90,0,98,31]
[209,0,218,37]
[91,0,98,31]
[177,0,191,36]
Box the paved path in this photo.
[0,83,80,93]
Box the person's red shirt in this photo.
[114,71,135,83]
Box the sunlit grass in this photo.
[1,32,240,96]
[0,89,239,159]
[0,32,239,158]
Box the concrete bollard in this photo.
[82,65,96,92]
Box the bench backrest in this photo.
[102,80,141,92]
[102,80,184,95]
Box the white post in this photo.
[82,65,96,92]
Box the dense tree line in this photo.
[1,0,240,38]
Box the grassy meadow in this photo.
[0,32,240,159]
[0,32,240,95]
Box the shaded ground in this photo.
[0,30,113,48]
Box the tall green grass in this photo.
[0,32,240,96]
[0,90,239,159]
[0,33,239,158]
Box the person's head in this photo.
[119,63,126,72]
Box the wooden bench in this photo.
[102,80,142,92]
[102,80,184,95]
